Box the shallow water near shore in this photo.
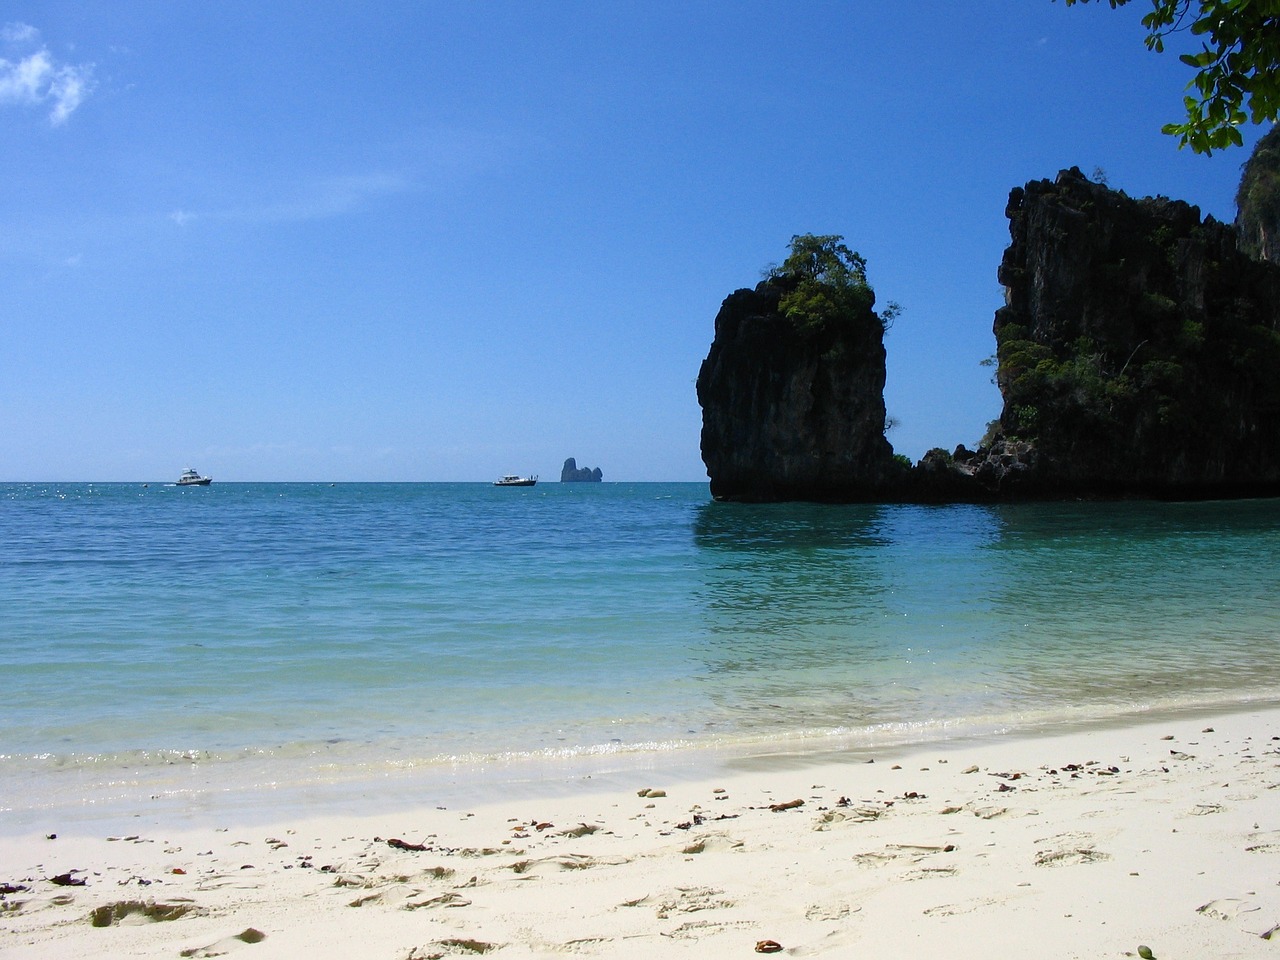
[2,481,1278,828]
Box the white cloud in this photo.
[0,22,94,125]
[164,171,412,233]
[0,48,51,103]
[1,23,39,44]
[48,64,89,124]
[251,172,413,222]
[192,171,414,225]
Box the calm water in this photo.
[2,482,1279,824]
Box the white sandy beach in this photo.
[3,706,1278,960]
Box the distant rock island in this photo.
[561,458,603,483]
[699,147,1280,502]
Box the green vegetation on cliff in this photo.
[766,234,899,337]
[994,168,1280,493]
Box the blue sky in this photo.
[1,2,1266,482]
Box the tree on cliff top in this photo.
[1061,0,1280,153]
[766,234,899,335]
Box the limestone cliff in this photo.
[991,167,1280,497]
[1237,125,1280,265]
[561,458,603,482]
[699,170,1280,503]
[696,275,897,501]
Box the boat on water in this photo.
[493,474,537,487]
[176,468,212,486]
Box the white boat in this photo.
[493,474,537,487]
[176,467,212,486]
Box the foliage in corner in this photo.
[766,234,899,335]
[1059,0,1280,153]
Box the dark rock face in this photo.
[993,167,1280,498]
[698,168,1280,503]
[696,278,896,501]
[560,458,603,482]
[909,441,1039,501]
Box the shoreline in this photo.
[4,703,1278,958]
[5,691,1280,837]
[6,690,1280,835]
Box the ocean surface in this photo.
[3,481,1279,828]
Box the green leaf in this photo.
[1064,0,1280,153]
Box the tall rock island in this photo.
[699,159,1280,502]
[696,235,898,502]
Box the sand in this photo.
[2,706,1278,959]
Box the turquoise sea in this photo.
[2,481,1279,828]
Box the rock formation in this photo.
[987,166,1280,498]
[1236,125,1280,265]
[698,167,1280,502]
[561,458,603,482]
[696,271,897,501]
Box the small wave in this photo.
[6,685,1277,786]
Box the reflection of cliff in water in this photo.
[968,499,1280,711]
[689,502,1008,738]
[687,498,1280,747]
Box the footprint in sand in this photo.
[1244,829,1280,854]
[507,853,628,875]
[903,866,959,881]
[536,938,611,954]
[663,918,753,940]
[679,833,744,855]
[194,876,262,892]
[1197,897,1261,922]
[853,843,958,869]
[403,891,471,910]
[347,885,471,910]
[0,892,76,915]
[1197,897,1280,940]
[813,807,884,830]
[346,884,422,908]
[552,824,601,839]
[852,850,896,868]
[1187,803,1224,816]
[923,896,1004,917]
[89,899,201,927]
[966,804,1008,820]
[406,939,499,957]
[1033,831,1111,867]
[336,865,453,895]
[628,886,734,919]
[805,900,858,921]
[179,927,266,957]
[1033,847,1111,867]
